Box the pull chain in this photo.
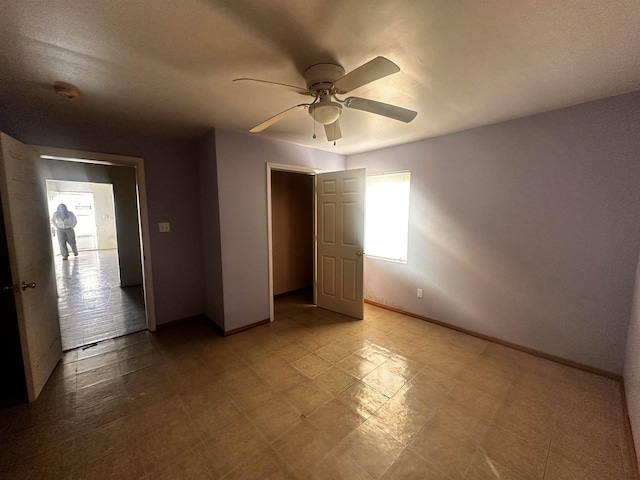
[312,108,316,139]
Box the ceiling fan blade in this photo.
[233,78,310,95]
[333,57,400,93]
[324,119,342,142]
[249,104,308,133]
[344,97,417,123]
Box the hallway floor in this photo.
[55,249,147,351]
[0,290,636,479]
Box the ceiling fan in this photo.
[233,56,417,142]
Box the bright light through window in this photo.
[365,171,410,262]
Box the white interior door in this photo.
[0,132,62,401]
[316,168,365,319]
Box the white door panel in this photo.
[0,132,61,401]
[316,168,365,319]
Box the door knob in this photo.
[21,282,36,291]
[356,251,362,257]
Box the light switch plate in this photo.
[159,222,171,233]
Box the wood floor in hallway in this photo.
[55,249,146,350]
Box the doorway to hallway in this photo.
[40,153,154,351]
[55,250,146,350]
[46,179,147,351]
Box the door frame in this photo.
[33,146,157,331]
[266,163,320,322]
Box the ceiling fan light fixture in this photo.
[309,101,342,125]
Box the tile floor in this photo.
[0,289,636,479]
[55,249,147,351]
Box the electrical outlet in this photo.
[159,222,171,233]
[417,288,423,299]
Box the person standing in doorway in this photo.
[51,203,78,260]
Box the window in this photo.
[365,171,411,262]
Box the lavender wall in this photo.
[214,130,345,331]
[197,131,224,329]
[0,100,206,325]
[625,250,640,471]
[347,91,640,374]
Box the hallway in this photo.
[55,249,146,350]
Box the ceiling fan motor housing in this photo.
[303,63,345,93]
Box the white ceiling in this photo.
[1,0,639,155]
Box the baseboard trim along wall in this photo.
[224,318,270,336]
[364,299,621,381]
[620,382,640,479]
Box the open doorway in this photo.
[37,146,156,351]
[268,164,318,320]
[46,180,146,350]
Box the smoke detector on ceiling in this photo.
[54,81,80,100]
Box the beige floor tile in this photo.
[0,438,75,480]
[137,417,204,474]
[338,381,390,418]
[307,398,367,442]
[454,364,512,399]
[381,449,452,480]
[189,395,245,440]
[408,420,480,479]
[362,365,409,397]
[462,450,525,480]
[271,421,336,471]
[445,383,501,423]
[151,445,220,480]
[275,342,313,363]
[356,343,394,366]
[130,392,187,434]
[482,424,548,480]
[199,416,268,476]
[314,366,358,395]
[381,355,424,380]
[337,354,379,379]
[293,353,334,378]
[75,415,137,466]
[223,446,297,479]
[281,379,333,416]
[544,449,621,480]
[340,421,406,479]
[493,395,554,448]
[74,445,146,480]
[317,341,358,364]
[549,419,624,478]
[298,331,335,352]
[245,393,302,441]
[314,447,376,480]
[429,402,491,442]
[368,397,429,446]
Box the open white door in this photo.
[316,168,365,319]
[0,132,62,401]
